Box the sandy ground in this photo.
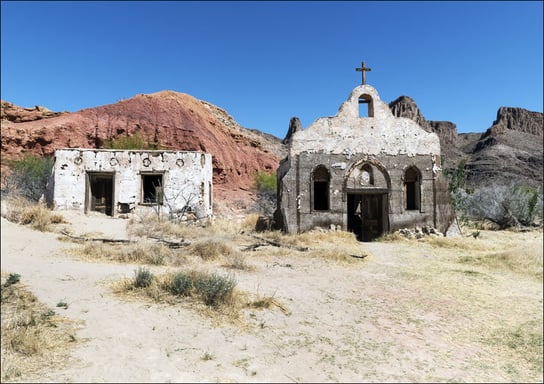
[1,210,542,383]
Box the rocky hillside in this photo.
[389,97,543,189]
[1,91,285,207]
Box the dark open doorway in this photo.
[347,193,388,241]
[86,173,114,216]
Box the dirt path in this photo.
[1,214,542,383]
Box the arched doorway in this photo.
[345,160,390,241]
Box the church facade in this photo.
[275,65,456,240]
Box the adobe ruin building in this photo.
[275,62,457,241]
[47,149,213,219]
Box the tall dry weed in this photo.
[1,273,81,382]
[189,237,237,261]
[1,197,65,231]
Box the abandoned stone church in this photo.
[47,149,213,219]
[275,63,456,241]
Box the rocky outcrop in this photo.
[1,101,64,122]
[483,107,543,138]
[1,91,285,205]
[282,117,303,145]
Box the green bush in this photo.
[194,273,236,307]
[3,154,53,201]
[253,171,277,216]
[254,171,277,195]
[3,273,21,287]
[103,132,161,150]
[170,272,193,296]
[134,267,154,288]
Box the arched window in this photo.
[404,167,421,211]
[358,94,374,118]
[360,164,374,185]
[313,165,330,211]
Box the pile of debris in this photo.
[395,225,444,239]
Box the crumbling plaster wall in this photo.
[50,149,212,218]
[289,85,440,157]
[278,84,453,234]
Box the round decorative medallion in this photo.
[109,157,119,166]
[74,156,83,165]
[142,158,151,167]
[176,158,184,167]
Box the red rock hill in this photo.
[1,91,286,207]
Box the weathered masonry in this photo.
[275,63,456,241]
[47,149,213,219]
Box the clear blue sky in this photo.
[2,1,542,138]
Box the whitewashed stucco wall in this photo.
[50,149,213,218]
[289,85,441,157]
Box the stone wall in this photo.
[48,149,213,219]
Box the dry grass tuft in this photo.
[67,241,185,266]
[1,197,66,232]
[189,237,237,261]
[222,252,254,271]
[481,320,543,375]
[458,246,543,279]
[255,229,367,263]
[1,273,82,382]
[240,214,260,233]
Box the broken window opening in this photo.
[404,167,421,211]
[141,174,164,205]
[312,165,330,211]
[358,94,374,118]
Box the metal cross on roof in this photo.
[355,61,372,85]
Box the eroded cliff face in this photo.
[466,107,543,188]
[1,91,284,205]
[389,96,543,189]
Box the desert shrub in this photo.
[252,171,277,216]
[459,184,543,228]
[3,154,53,201]
[134,267,154,288]
[4,273,21,287]
[254,171,277,195]
[170,272,193,296]
[103,132,161,150]
[194,272,236,307]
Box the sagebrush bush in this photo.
[170,272,193,296]
[134,267,154,288]
[194,273,236,307]
[458,184,543,228]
